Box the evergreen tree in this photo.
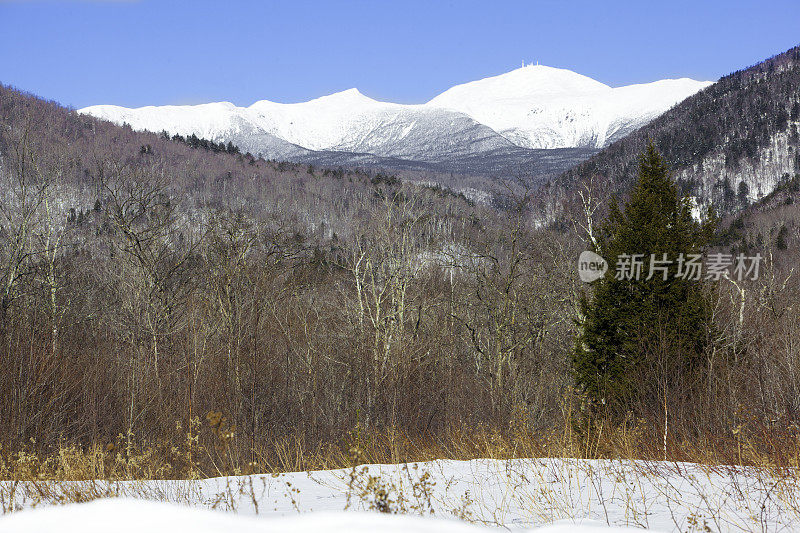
[574,144,715,412]
[737,180,750,207]
[776,225,789,250]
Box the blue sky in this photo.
[1,0,799,109]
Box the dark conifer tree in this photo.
[574,143,716,412]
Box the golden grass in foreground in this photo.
[2,417,800,531]
[1,412,798,482]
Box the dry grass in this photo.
[2,417,800,530]
[2,408,798,483]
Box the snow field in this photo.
[2,458,799,532]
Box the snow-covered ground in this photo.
[2,459,798,532]
[0,499,646,533]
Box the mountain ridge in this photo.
[79,65,710,179]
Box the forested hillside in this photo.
[542,45,800,223]
[0,83,580,468]
[2,67,800,478]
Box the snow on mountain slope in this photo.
[83,101,314,160]
[79,65,711,170]
[250,91,515,160]
[247,88,391,151]
[426,65,712,148]
[83,90,516,163]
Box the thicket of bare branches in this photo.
[1,83,799,472]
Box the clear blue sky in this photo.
[1,0,799,109]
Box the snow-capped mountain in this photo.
[82,90,519,164]
[428,65,712,148]
[79,65,712,177]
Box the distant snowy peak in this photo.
[244,88,402,151]
[273,87,378,107]
[426,64,713,148]
[428,65,611,105]
[85,101,247,141]
[79,65,712,163]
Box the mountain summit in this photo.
[79,66,711,177]
[427,65,711,148]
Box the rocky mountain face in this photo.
[78,65,709,180]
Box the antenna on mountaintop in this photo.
[521,60,525,68]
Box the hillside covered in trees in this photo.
[543,45,800,222]
[0,82,581,468]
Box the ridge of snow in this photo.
[78,65,712,157]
